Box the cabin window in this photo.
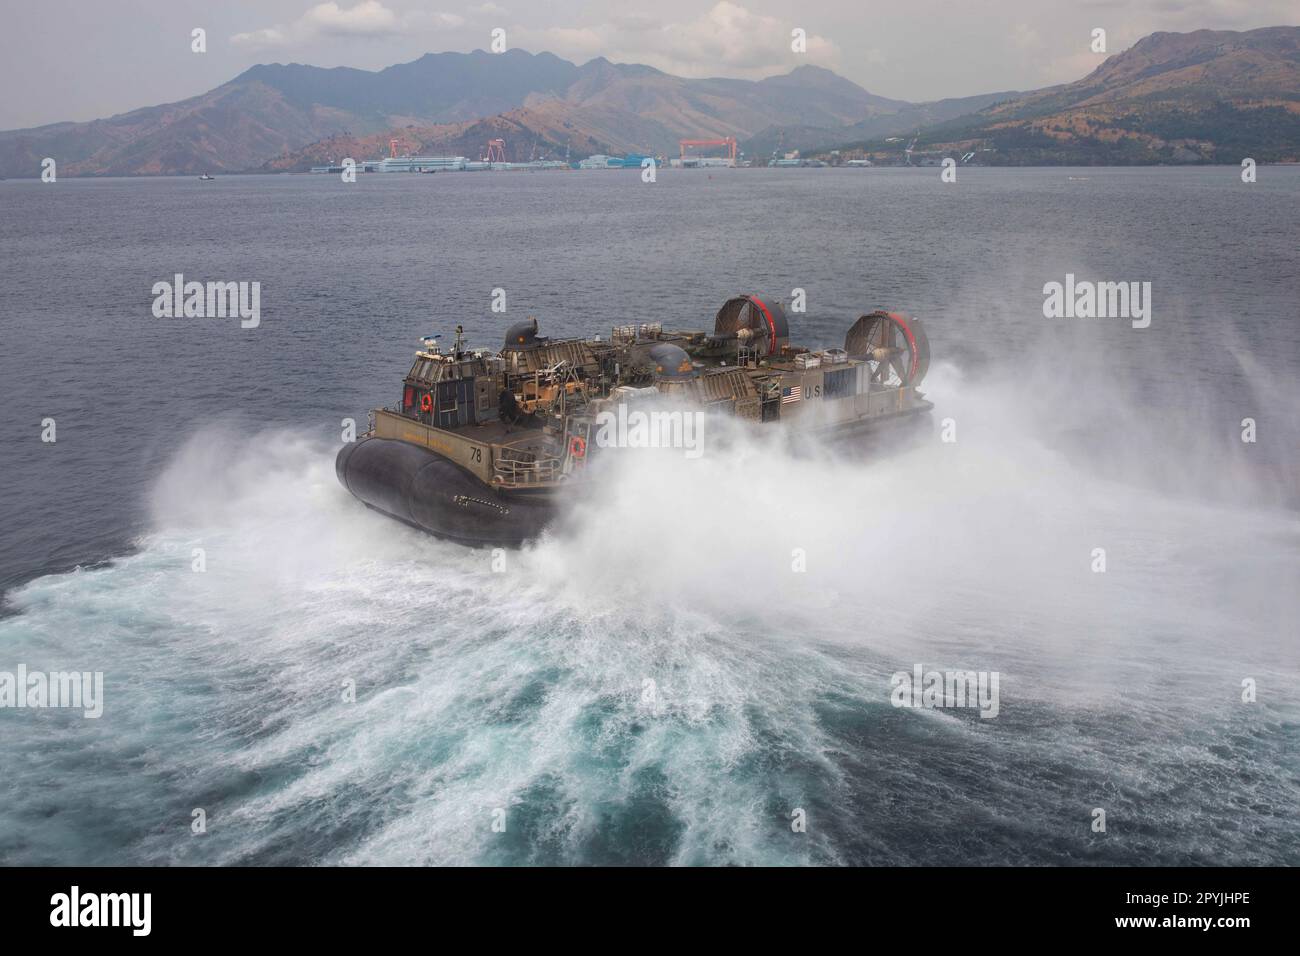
[403,386,415,410]
[824,367,855,399]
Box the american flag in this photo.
[781,385,802,404]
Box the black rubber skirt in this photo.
[335,437,557,546]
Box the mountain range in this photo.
[1,26,1296,176]
[842,26,1300,164]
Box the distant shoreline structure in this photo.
[3,162,1298,182]
[3,27,1296,178]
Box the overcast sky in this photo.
[1,0,1295,129]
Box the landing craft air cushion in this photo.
[336,295,933,545]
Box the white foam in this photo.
[1,369,1295,864]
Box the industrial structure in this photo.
[576,153,654,169]
[679,137,738,167]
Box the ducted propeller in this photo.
[844,311,930,386]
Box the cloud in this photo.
[231,27,290,50]
[531,28,605,60]
[408,11,466,29]
[1041,50,1111,85]
[229,1,838,81]
[302,1,399,36]
[1010,23,1043,51]
[232,1,457,50]
[516,2,840,78]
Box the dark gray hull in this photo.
[335,437,557,547]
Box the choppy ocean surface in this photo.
[0,168,1297,865]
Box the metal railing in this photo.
[493,453,562,484]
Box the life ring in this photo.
[420,393,433,412]
[569,435,586,458]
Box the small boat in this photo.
[198,174,215,181]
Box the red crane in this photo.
[484,138,506,163]
[679,137,737,164]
